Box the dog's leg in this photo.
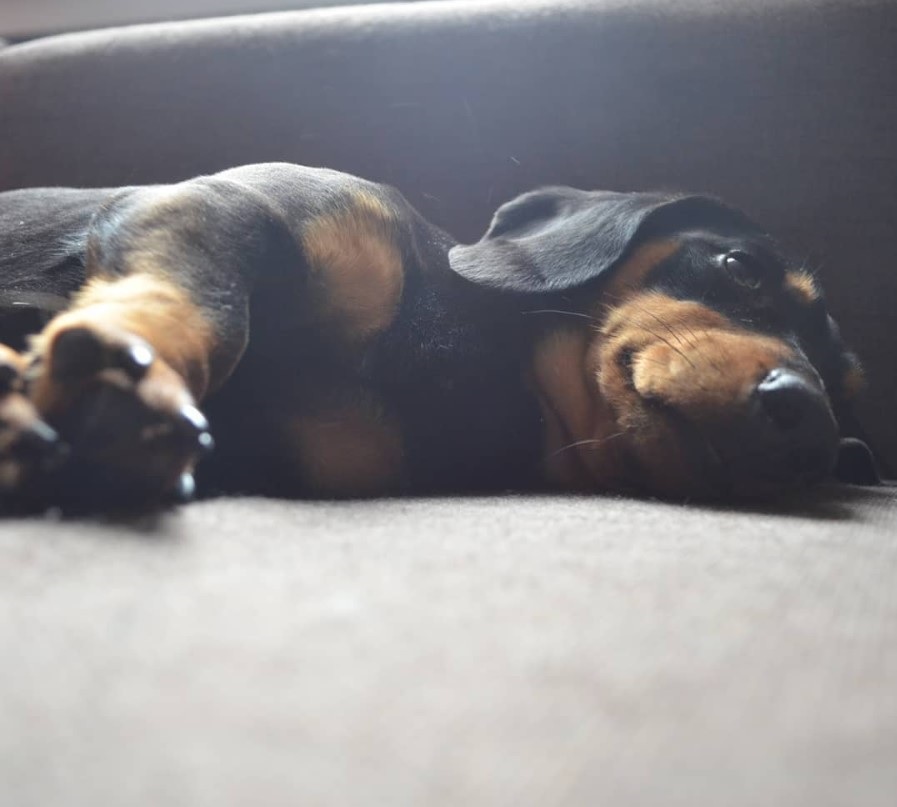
[11,165,413,505]
[0,344,61,507]
[24,179,293,507]
[26,275,216,506]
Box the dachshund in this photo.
[0,163,879,511]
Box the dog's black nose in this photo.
[755,368,838,480]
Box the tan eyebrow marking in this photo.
[784,271,819,304]
[600,240,681,302]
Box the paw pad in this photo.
[52,327,155,384]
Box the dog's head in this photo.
[450,188,876,499]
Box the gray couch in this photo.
[1,1,896,804]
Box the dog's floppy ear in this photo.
[449,187,758,294]
[811,316,886,486]
[835,438,881,485]
[832,387,884,486]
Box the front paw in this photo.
[28,322,213,509]
[0,347,65,509]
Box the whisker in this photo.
[522,309,601,323]
[631,323,698,371]
[597,294,699,369]
[529,300,719,384]
[628,300,689,348]
[550,432,627,458]
[797,251,823,279]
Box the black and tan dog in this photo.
[0,163,878,510]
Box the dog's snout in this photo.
[754,367,838,479]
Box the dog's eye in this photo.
[724,251,767,290]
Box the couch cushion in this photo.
[1,487,896,806]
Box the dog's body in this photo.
[0,163,874,510]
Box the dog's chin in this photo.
[614,406,838,503]
[641,440,838,503]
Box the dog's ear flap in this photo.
[449,187,755,294]
[835,438,881,485]
[822,324,887,486]
[833,386,885,486]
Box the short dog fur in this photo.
[0,163,878,510]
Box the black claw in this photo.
[197,431,215,456]
[174,405,214,456]
[115,342,154,381]
[178,404,209,434]
[835,437,881,486]
[173,472,196,503]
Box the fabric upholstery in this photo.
[2,488,897,807]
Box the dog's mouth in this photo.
[609,345,840,500]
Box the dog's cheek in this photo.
[591,335,688,494]
[604,392,701,498]
[593,327,664,430]
[592,335,715,498]
[632,426,704,498]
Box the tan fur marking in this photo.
[531,330,594,489]
[288,399,404,496]
[785,271,819,304]
[0,384,46,491]
[842,363,865,399]
[531,329,624,489]
[532,331,595,443]
[632,329,790,415]
[0,393,41,451]
[302,191,404,340]
[602,240,681,302]
[606,290,735,336]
